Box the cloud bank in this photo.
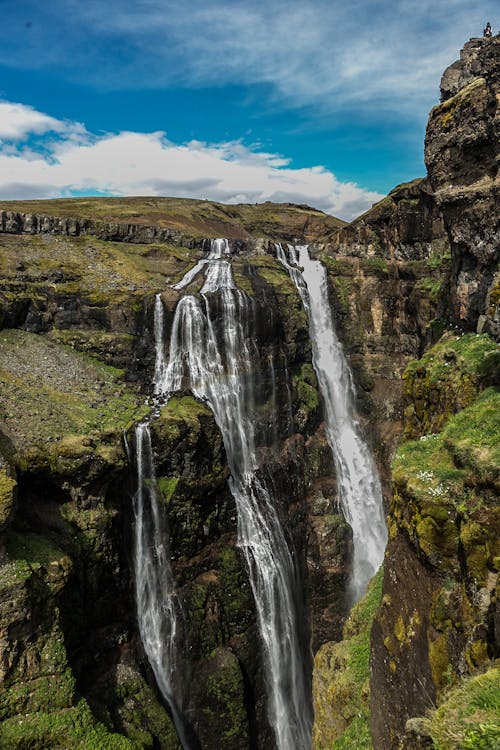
[0,101,383,221]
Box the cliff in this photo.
[0,35,498,750]
[425,36,499,339]
[367,36,500,750]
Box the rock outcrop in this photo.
[367,36,500,750]
[425,36,499,339]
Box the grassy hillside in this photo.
[0,196,345,242]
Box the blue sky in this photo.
[0,0,496,220]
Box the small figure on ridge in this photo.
[483,22,492,37]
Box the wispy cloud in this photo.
[0,0,495,115]
[0,101,382,220]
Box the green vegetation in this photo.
[0,468,16,526]
[415,277,443,301]
[0,329,147,473]
[430,665,500,750]
[200,649,248,747]
[361,257,390,277]
[47,329,134,366]
[313,568,383,750]
[393,387,499,574]
[0,233,192,307]
[0,195,343,240]
[112,675,181,749]
[435,77,487,130]
[402,332,499,439]
[0,699,139,750]
[293,362,320,430]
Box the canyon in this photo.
[0,36,498,750]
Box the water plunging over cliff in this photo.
[133,423,193,748]
[276,243,387,600]
[153,240,313,750]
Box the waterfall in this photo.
[153,239,313,750]
[133,422,193,748]
[277,243,387,601]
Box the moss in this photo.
[313,569,382,750]
[292,362,320,430]
[113,674,181,750]
[331,276,355,315]
[435,77,487,131]
[218,546,253,628]
[0,699,139,750]
[415,277,442,301]
[47,329,134,366]
[160,394,210,424]
[0,329,147,472]
[361,257,390,277]
[402,333,498,440]
[231,263,255,296]
[0,469,16,526]
[200,649,248,748]
[0,670,77,720]
[430,664,500,750]
[429,633,450,693]
[157,476,180,504]
[6,530,72,595]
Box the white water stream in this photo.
[134,239,312,750]
[133,422,192,748]
[276,243,387,600]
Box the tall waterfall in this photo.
[152,240,313,750]
[276,243,387,601]
[133,423,193,748]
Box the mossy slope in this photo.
[312,568,383,750]
[371,331,500,750]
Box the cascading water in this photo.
[276,243,387,601]
[133,422,193,749]
[152,239,313,750]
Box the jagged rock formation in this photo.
[0,197,344,244]
[425,36,499,339]
[368,36,500,750]
[326,178,447,263]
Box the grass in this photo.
[430,664,500,750]
[0,329,147,472]
[0,195,344,240]
[313,568,383,750]
[0,233,192,303]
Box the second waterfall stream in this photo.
[133,239,313,750]
[276,243,387,600]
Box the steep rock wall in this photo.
[425,36,500,339]
[0,237,352,749]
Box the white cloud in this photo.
[0,107,382,220]
[0,101,86,142]
[0,102,65,140]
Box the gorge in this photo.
[0,35,498,750]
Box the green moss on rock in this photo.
[429,663,500,750]
[0,329,147,474]
[402,332,498,440]
[0,469,16,528]
[312,568,383,749]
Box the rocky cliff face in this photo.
[0,35,498,750]
[425,36,499,339]
[0,224,354,749]
[368,36,500,750]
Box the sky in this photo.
[0,0,495,220]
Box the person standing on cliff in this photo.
[483,22,492,37]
